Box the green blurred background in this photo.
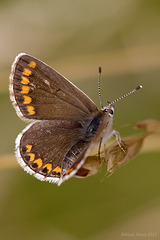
[0,0,160,239]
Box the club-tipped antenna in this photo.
[98,66,103,108]
[110,85,143,105]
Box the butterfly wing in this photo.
[9,53,98,121]
[16,120,85,184]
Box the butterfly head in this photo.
[102,104,114,118]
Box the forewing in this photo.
[9,53,98,121]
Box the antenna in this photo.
[110,85,143,105]
[98,66,103,108]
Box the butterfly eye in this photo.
[108,109,114,117]
[110,109,114,115]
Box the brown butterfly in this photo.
[9,53,142,185]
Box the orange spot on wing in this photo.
[21,76,29,85]
[28,153,35,161]
[27,106,35,115]
[65,167,74,175]
[53,166,62,173]
[28,61,36,68]
[33,158,43,169]
[43,163,52,173]
[23,96,32,104]
[26,145,32,152]
[22,68,32,76]
[21,86,30,94]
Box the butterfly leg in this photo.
[98,138,103,163]
[113,129,126,153]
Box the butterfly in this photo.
[9,53,142,186]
